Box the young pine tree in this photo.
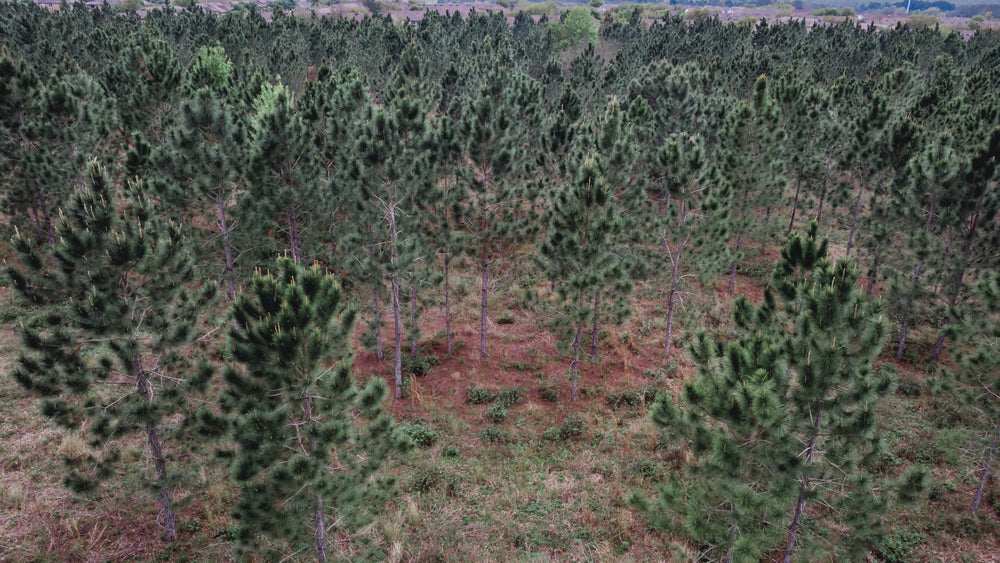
[636,223,926,562]
[945,273,1000,516]
[223,258,409,561]
[540,103,635,401]
[8,164,217,542]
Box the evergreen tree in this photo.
[244,80,326,265]
[637,223,925,561]
[8,163,217,542]
[718,75,785,294]
[540,102,635,401]
[652,134,731,358]
[946,273,1000,516]
[342,85,439,398]
[224,258,408,561]
[459,66,544,360]
[156,88,246,301]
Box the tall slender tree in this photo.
[8,164,217,542]
[224,258,408,561]
[637,224,925,561]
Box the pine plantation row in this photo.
[1,1,999,560]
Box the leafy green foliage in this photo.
[223,258,409,560]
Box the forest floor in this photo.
[2,240,999,561]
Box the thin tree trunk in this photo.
[933,212,978,362]
[287,211,301,263]
[972,432,998,516]
[896,313,910,362]
[389,206,403,399]
[815,155,832,223]
[444,257,452,357]
[845,174,862,257]
[728,235,743,295]
[135,353,177,541]
[314,492,328,562]
[570,309,584,402]
[35,179,56,246]
[788,174,803,235]
[866,248,880,296]
[665,245,682,358]
[367,245,384,361]
[372,283,384,361]
[217,195,237,302]
[761,206,771,256]
[410,286,418,358]
[783,410,822,563]
[480,243,489,360]
[589,289,601,357]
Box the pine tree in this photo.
[7,163,217,542]
[460,66,544,360]
[636,223,926,561]
[156,88,246,301]
[718,75,785,294]
[540,102,635,401]
[244,80,325,266]
[224,258,408,561]
[945,273,1000,516]
[0,57,113,245]
[652,134,731,358]
[342,85,439,399]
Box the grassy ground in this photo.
[1,249,998,561]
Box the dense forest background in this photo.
[1,0,999,560]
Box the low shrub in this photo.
[466,386,496,405]
[487,403,507,423]
[495,387,525,408]
[400,422,438,448]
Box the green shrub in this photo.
[401,422,438,447]
[812,7,839,16]
[543,415,585,441]
[404,354,438,377]
[496,313,515,325]
[442,445,460,458]
[478,426,509,444]
[874,529,925,563]
[540,386,559,403]
[409,467,443,493]
[495,387,525,408]
[487,403,507,423]
[466,386,496,405]
[907,14,940,30]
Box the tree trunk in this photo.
[389,206,403,399]
[783,410,822,563]
[367,246,384,361]
[933,212,978,363]
[589,289,601,357]
[845,176,863,257]
[444,257,452,357]
[217,195,237,302]
[728,235,743,295]
[896,313,910,362]
[314,492,328,562]
[788,174,803,236]
[34,179,56,246]
[972,432,998,516]
[570,316,583,402]
[866,246,881,296]
[410,286,418,358]
[480,243,489,360]
[287,211,301,263]
[135,353,177,541]
[665,245,682,358]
